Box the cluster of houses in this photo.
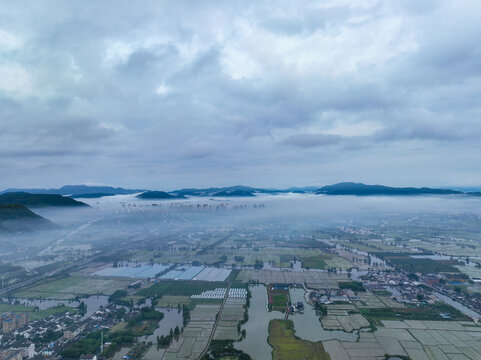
[0,305,119,360]
[1,314,28,334]
[308,288,360,305]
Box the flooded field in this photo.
[7,295,109,318]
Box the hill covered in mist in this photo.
[0,204,54,232]
[0,192,88,207]
[137,191,186,199]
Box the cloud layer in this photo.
[1,0,481,189]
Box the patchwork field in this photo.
[14,276,132,299]
[268,320,330,360]
[356,291,406,309]
[213,298,246,341]
[323,320,481,360]
[237,269,347,287]
[321,313,370,332]
[139,280,228,298]
[162,304,220,359]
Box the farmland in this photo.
[268,320,330,360]
[13,275,132,299]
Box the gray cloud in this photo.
[1,0,481,189]
[282,133,342,148]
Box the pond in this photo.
[142,307,184,342]
[235,285,283,360]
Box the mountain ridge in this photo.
[316,182,463,196]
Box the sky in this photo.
[1,0,481,190]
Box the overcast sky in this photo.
[1,0,481,190]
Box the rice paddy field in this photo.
[14,275,132,299]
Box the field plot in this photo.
[237,269,347,287]
[159,266,231,281]
[267,286,289,312]
[226,248,328,267]
[154,295,191,307]
[355,291,406,309]
[322,320,481,360]
[456,265,481,280]
[268,320,330,360]
[14,276,131,299]
[0,302,77,320]
[359,302,469,326]
[94,264,170,278]
[321,313,370,332]
[162,304,220,359]
[213,298,246,340]
[139,280,227,298]
[386,256,460,274]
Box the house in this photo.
[0,350,23,360]
[9,341,35,359]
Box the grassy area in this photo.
[359,302,469,326]
[138,280,227,298]
[385,256,460,274]
[0,303,32,313]
[30,305,78,320]
[268,320,330,360]
[0,303,77,320]
[267,287,289,312]
[299,256,327,269]
[154,295,191,307]
[14,275,131,299]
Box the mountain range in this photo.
[0,185,144,196]
[2,183,481,199]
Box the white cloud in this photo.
[0,64,31,95]
[0,29,22,51]
[325,121,384,137]
[155,83,170,96]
